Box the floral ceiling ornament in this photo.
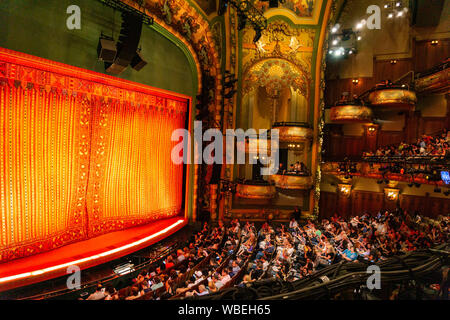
[244,59,309,97]
[242,20,315,82]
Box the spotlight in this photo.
[357,36,362,41]
[397,11,403,17]
[388,13,394,19]
[407,183,413,187]
[434,187,441,193]
[331,24,340,33]
[332,39,339,45]
[253,28,262,43]
[431,40,439,45]
[415,183,421,188]
[396,2,401,7]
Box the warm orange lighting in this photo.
[352,79,359,84]
[431,40,439,45]
[338,183,351,197]
[0,48,189,262]
[0,219,185,284]
[384,188,399,201]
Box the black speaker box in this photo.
[97,38,117,63]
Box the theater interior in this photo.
[0,0,448,303]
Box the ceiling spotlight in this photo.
[349,50,353,54]
[331,24,340,33]
[396,2,401,7]
[357,36,362,41]
[388,13,394,19]
[332,39,339,45]
[356,22,363,29]
[329,50,333,54]
[397,11,403,17]
[431,40,439,45]
[384,4,389,9]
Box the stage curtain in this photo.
[0,85,89,261]
[86,97,186,237]
[0,48,188,262]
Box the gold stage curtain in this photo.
[86,98,186,237]
[0,48,189,262]
[0,85,89,261]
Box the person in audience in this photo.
[86,283,105,300]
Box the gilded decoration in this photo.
[242,20,315,96]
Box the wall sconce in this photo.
[338,184,352,197]
[431,40,439,45]
[352,79,359,85]
[390,60,397,64]
[384,188,399,201]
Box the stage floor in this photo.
[0,217,187,292]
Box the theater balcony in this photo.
[272,122,313,143]
[329,101,373,123]
[321,160,449,187]
[268,173,313,190]
[366,84,417,111]
[235,180,277,200]
[415,59,450,94]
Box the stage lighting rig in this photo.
[218,0,268,43]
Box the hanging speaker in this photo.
[97,38,117,63]
[106,12,143,75]
[130,51,147,71]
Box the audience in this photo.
[363,130,450,158]
[82,210,448,300]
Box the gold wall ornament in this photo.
[338,183,352,197]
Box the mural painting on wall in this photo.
[242,20,315,95]
[254,0,316,17]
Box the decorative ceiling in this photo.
[241,20,315,95]
[244,58,309,97]
[253,0,317,18]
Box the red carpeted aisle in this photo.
[0,217,187,292]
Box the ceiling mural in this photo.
[242,20,315,95]
[254,0,317,18]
